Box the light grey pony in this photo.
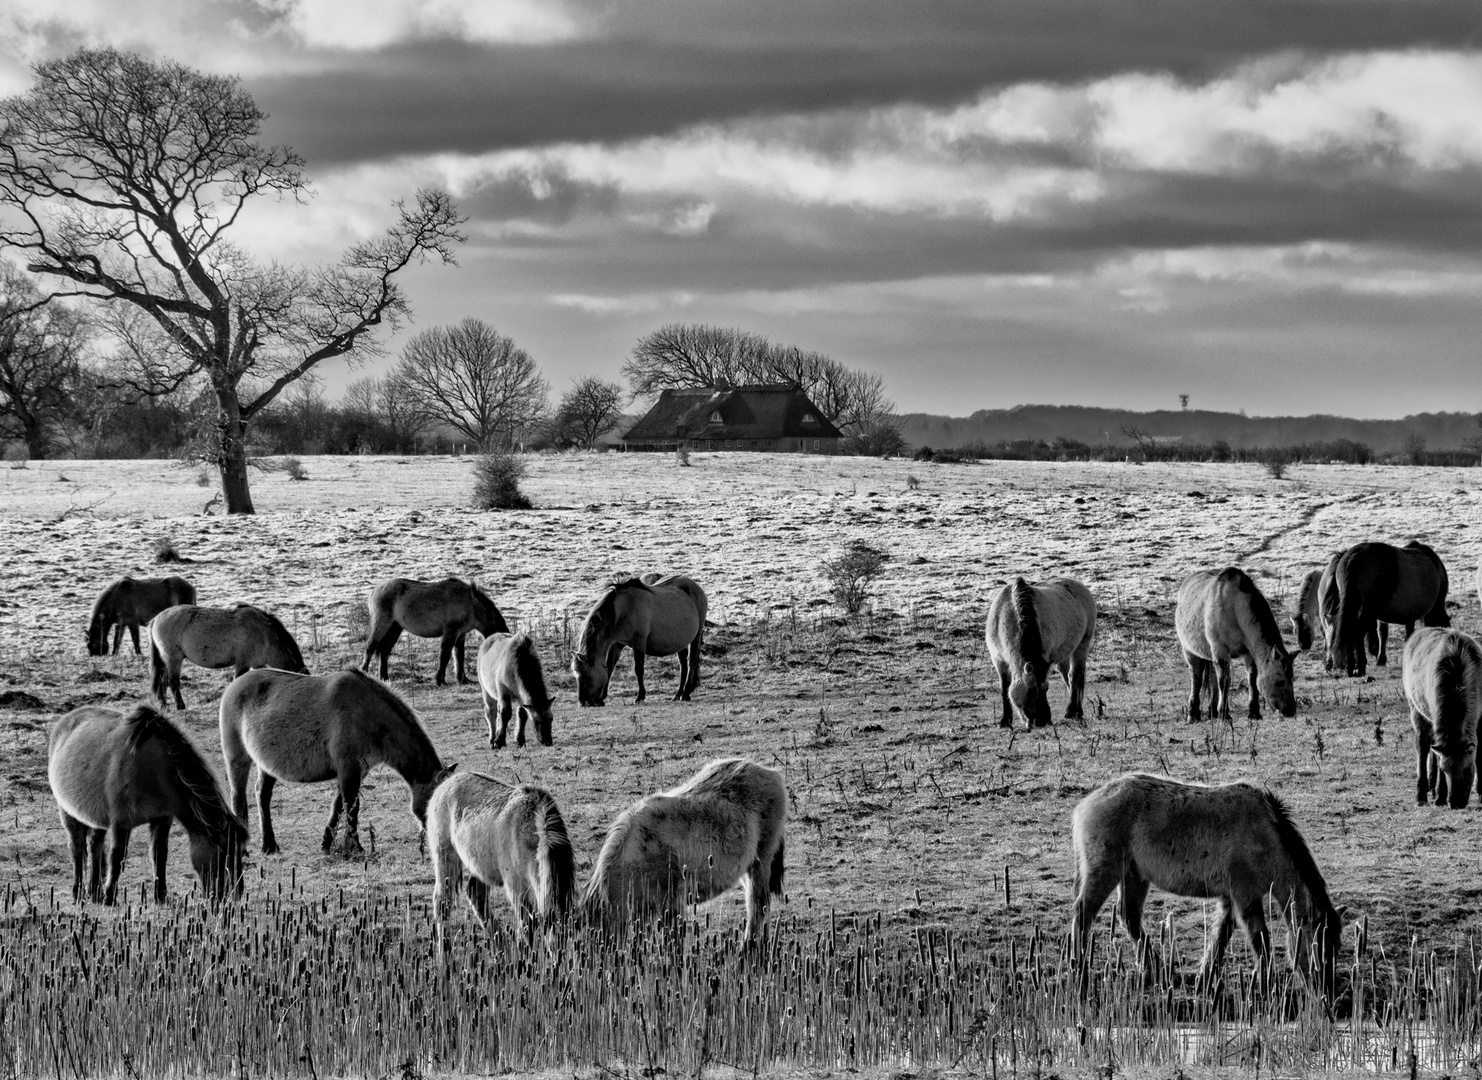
[984,576,1096,729]
[1072,772,1345,998]
[1176,567,1295,721]
[478,632,554,749]
[1403,627,1482,809]
[49,703,245,905]
[583,757,786,941]
[149,603,307,709]
[219,668,454,856]
[427,771,574,944]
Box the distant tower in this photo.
[1179,393,1190,411]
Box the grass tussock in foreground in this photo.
[2,883,1481,1078]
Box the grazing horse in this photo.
[427,772,573,943]
[1332,541,1449,677]
[985,576,1096,729]
[150,604,308,710]
[583,758,786,942]
[1072,772,1345,998]
[48,704,245,905]
[1176,568,1296,721]
[572,573,707,706]
[218,668,454,856]
[1403,627,1482,809]
[478,632,554,748]
[87,575,196,656]
[362,577,508,685]
[1290,553,1342,656]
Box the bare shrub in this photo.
[344,600,370,643]
[281,456,307,481]
[1265,453,1289,480]
[675,447,691,467]
[821,541,889,614]
[194,467,211,487]
[153,537,183,563]
[905,474,921,491]
[473,449,533,510]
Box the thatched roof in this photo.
[621,385,843,442]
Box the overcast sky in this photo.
[5,0,1482,417]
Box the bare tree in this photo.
[0,48,464,511]
[623,323,897,440]
[551,376,625,449]
[392,319,547,450]
[0,262,88,458]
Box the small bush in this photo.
[905,474,921,490]
[194,467,212,487]
[1263,450,1290,479]
[281,456,308,481]
[153,537,184,563]
[344,601,370,643]
[473,449,533,510]
[821,541,889,614]
[675,447,691,467]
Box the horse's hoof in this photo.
[262,841,279,856]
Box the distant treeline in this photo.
[900,405,1482,459]
[913,437,1480,467]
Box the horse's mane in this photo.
[1009,578,1045,668]
[1431,634,1482,751]
[1263,790,1335,917]
[510,633,552,710]
[349,671,442,775]
[123,705,242,846]
[1233,570,1287,653]
[580,805,636,908]
[243,605,306,671]
[576,579,649,655]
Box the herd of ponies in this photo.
[48,535,1482,992]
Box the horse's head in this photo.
[1295,902,1349,1004]
[1258,646,1297,717]
[85,612,108,657]
[572,652,609,707]
[190,816,247,905]
[411,764,458,826]
[531,701,555,746]
[1008,662,1051,728]
[1291,613,1313,653]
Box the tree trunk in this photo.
[19,411,47,460]
[215,383,255,514]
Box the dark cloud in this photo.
[252,0,1482,163]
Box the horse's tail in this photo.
[1009,577,1044,666]
[149,635,169,706]
[511,633,552,711]
[1334,549,1366,671]
[1293,570,1322,650]
[1432,635,1482,744]
[535,794,575,920]
[768,837,785,896]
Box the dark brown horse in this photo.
[362,577,509,685]
[1332,541,1450,677]
[87,576,196,656]
[48,704,246,905]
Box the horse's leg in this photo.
[675,646,691,702]
[1215,660,1233,721]
[1183,653,1207,722]
[1413,716,1433,804]
[258,774,280,855]
[148,817,171,902]
[1071,861,1124,963]
[631,639,648,704]
[686,634,703,697]
[337,770,365,856]
[493,695,513,750]
[111,624,124,655]
[515,704,529,748]
[483,687,500,747]
[995,659,1013,727]
[453,633,470,684]
[169,659,186,710]
[464,877,493,929]
[1376,621,1390,666]
[86,829,105,903]
[1244,655,1262,720]
[127,623,142,656]
[102,825,132,906]
[743,858,772,945]
[1065,655,1086,721]
[1120,871,1156,970]
[436,633,457,686]
[61,813,89,903]
[1432,750,1449,807]
[376,624,403,681]
[1197,898,1237,991]
[1234,901,1274,995]
[322,793,343,853]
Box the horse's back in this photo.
[49,705,182,828]
[219,668,376,779]
[642,573,709,622]
[1176,567,1278,659]
[373,577,474,635]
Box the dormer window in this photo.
[709,411,723,423]
[802,413,817,424]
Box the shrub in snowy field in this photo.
[821,541,888,614]
[473,449,532,510]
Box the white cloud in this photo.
[549,291,694,315]
[257,0,580,50]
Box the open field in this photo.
[3,452,1482,1075]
